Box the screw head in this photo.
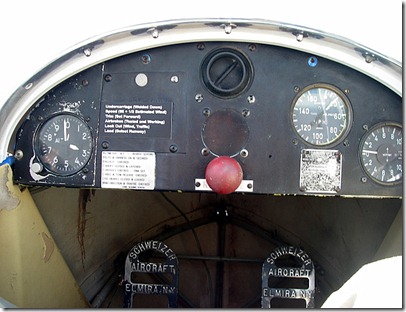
[202,108,211,117]
[247,95,255,104]
[242,109,250,117]
[15,150,23,160]
[141,54,151,64]
[201,148,210,156]
[195,94,204,103]
[248,44,256,52]
[169,144,178,153]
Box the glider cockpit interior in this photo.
[0,19,402,308]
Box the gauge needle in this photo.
[69,144,79,151]
[362,150,378,154]
[64,119,69,141]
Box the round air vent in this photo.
[201,48,253,98]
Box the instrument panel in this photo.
[12,42,402,197]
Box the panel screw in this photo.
[82,79,89,87]
[104,74,112,82]
[294,86,300,93]
[201,148,210,156]
[197,43,205,50]
[343,140,349,147]
[101,141,109,149]
[240,149,249,157]
[361,177,368,183]
[247,95,255,104]
[242,109,250,117]
[247,183,253,189]
[308,56,318,67]
[141,54,151,64]
[248,44,256,52]
[195,181,201,187]
[169,144,178,153]
[202,108,211,117]
[195,94,204,103]
[15,150,23,160]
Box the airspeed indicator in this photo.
[291,84,352,146]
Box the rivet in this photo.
[83,48,91,57]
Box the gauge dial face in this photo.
[360,123,402,185]
[36,114,93,175]
[291,84,351,146]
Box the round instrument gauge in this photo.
[291,84,351,146]
[360,123,402,185]
[35,114,93,176]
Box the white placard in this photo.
[299,149,342,194]
[101,151,155,190]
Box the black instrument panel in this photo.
[13,42,402,197]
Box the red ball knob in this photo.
[205,156,243,195]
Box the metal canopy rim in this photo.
[0,18,401,161]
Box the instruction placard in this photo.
[102,102,172,138]
[101,151,156,190]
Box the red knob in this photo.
[205,156,243,195]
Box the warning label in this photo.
[102,103,172,138]
[101,151,156,190]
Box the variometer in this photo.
[360,123,402,185]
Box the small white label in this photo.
[299,149,342,193]
[101,151,155,190]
